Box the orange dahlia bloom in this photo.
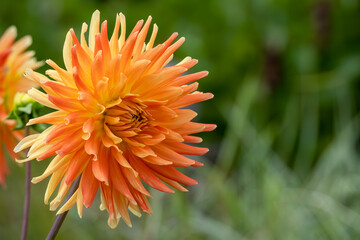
[0,26,40,186]
[15,10,215,227]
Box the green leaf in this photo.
[18,103,33,114]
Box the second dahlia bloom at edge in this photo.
[15,10,215,228]
[0,26,40,186]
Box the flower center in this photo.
[104,99,151,138]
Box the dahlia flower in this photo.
[15,10,215,228]
[0,26,40,186]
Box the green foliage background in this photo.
[1,0,360,239]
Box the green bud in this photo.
[7,92,53,132]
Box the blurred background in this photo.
[1,0,360,239]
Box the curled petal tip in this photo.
[23,68,33,75]
[39,78,48,84]
[13,145,21,153]
[22,35,33,46]
[7,26,17,36]
[31,178,39,184]
[179,36,185,42]
[55,150,65,157]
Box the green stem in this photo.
[21,126,30,240]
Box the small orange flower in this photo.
[0,26,40,186]
[15,10,215,227]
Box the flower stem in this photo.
[45,176,81,240]
[21,126,30,240]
